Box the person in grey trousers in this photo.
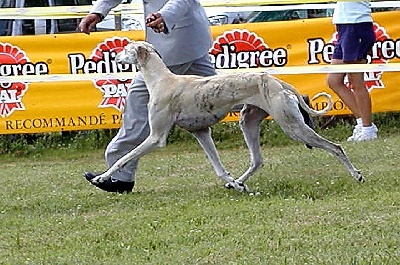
[79,0,216,193]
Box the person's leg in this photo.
[328,23,376,141]
[345,22,377,140]
[327,60,362,117]
[164,53,216,77]
[84,73,149,193]
[328,60,377,141]
[105,73,150,182]
[346,70,372,127]
[184,53,217,77]
[347,68,377,140]
[350,70,377,139]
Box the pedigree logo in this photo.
[68,37,136,111]
[210,29,288,69]
[0,43,48,117]
[308,22,394,92]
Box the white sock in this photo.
[356,118,362,126]
[362,125,376,135]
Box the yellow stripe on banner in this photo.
[1,63,399,83]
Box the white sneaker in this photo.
[353,124,378,142]
[353,132,378,142]
[347,123,378,142]
[347,125,362,141]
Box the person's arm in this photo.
[146,0,193,33]
[79,0,122,34]
[90,0,122,18]
[159,0,191,30]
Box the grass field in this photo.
[1,133,399,264]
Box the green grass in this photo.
[1,133,399,264]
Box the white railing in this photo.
[0,1,398,19]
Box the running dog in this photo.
[88,41,364,192]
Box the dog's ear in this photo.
[136,44,150,64]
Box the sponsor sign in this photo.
[68,37,136,111]
[210,29,288,69]
[0,11,399,134]
[310,22,392,92]
[0,43,48,117]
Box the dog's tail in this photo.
[280,80,333,116]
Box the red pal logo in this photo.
[366,23,391,91]
[330,22,391,92]
[89,37,135,111]
[210,29,288,69]
[0,43,30,117]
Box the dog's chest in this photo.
[175,108,228,131]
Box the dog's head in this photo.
[116,41,156,67]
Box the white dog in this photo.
[89,41,364,192]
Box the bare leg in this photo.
[347,71,372,126]
[327,59,372,127]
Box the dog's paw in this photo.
[91,174,108,184]
[224,181,250,193]
[354,170,365,183]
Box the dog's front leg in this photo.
[92,110,174,184]
[191,128,249,192]
[91,134,164,184]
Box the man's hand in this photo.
[79,13,103,34]
[146,13,168,34]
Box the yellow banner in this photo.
[0,11,399,134]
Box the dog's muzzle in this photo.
[115,50,138,65]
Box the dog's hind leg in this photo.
[295,131,364,182]
[298,132,364,182]
[235,104,268,185]
[191,128,248,192]
[270,98,364,182]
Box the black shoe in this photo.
[84,171,135,193]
